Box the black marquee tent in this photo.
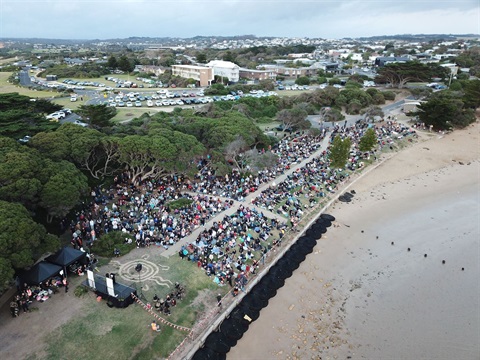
[45,246,86,268]
[20,261,62,286]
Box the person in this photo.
[216,294,222,307]
[63,277,68,293]
[151,320,161,332]
[21,296,29,313]
[110,273,116,283]
[10,301,19,317]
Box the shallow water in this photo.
[345,183,480,360]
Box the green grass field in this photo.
[39,255,223,360]
[0,72,59,98]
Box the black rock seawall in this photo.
[192,213,336,360]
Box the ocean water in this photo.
[344,182,480,360]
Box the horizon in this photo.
[1,0,479,40]
[1,32,479,43]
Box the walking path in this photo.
[161,135,332,257]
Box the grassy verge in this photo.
[0,72,58,98]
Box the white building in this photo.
[206,60,240,83]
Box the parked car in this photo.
[73,120,88,127]
[135,101,142,107]
[18,135,31,143]
[147,100,154,107]
[126,102,133,107]
[46,111,66,120]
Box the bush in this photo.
[92,231,134,258]
[382,91,396,101]
[167,198,193,210]
[74,285,89,297]
[295,76,311,86]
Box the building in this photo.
[206,60,240,83]
[135,65,166,76]
[46,75,57,81]
[239,68,277,81]
[171,65,214,87]
[374,56,411,67]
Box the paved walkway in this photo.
[161,135,332,257]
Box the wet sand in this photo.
[228,123,480,360]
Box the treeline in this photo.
[454,47,480,76]
[39,63,110,79]
[415,79,480,130]
[0,93,61,138]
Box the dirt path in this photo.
[0,276,92,359]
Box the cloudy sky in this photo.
[0,0,479,40]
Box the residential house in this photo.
[374,56,411,67]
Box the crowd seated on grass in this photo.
[70,181,233,251]
[66,132,324,251]
[150,282,186,316]
[252,120,417,221]
[66,122,414,255]
[179,205,289,286]
[187,134,325,201]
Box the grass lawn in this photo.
[277,89,313,98]
[111,108,160,123]
[40,254,220,360]
[50,96,87,110]
[0,72,58,98]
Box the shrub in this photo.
[74,285,89,297]
[91,231,134,258]
[167,198,193,210]
[382,91,396,101]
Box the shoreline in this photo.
[227,123,480,359]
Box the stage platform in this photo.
[82,274,137,308]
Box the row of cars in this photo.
[277,84,310,91]
[106,90,278,108]
[108,97,214,107]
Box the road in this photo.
[18,69,32,86]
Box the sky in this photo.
[0,0,479,40]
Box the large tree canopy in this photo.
[276,107,310,131]
[116,135,178,184]
[40,160,89,222]
[415,91,476,130]
[0,200,59,291]
[0,135,89,221]
[375,62,449,88]
[0,92,60,139]
[76,104,116,129]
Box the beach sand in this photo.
[228,123,480,360]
